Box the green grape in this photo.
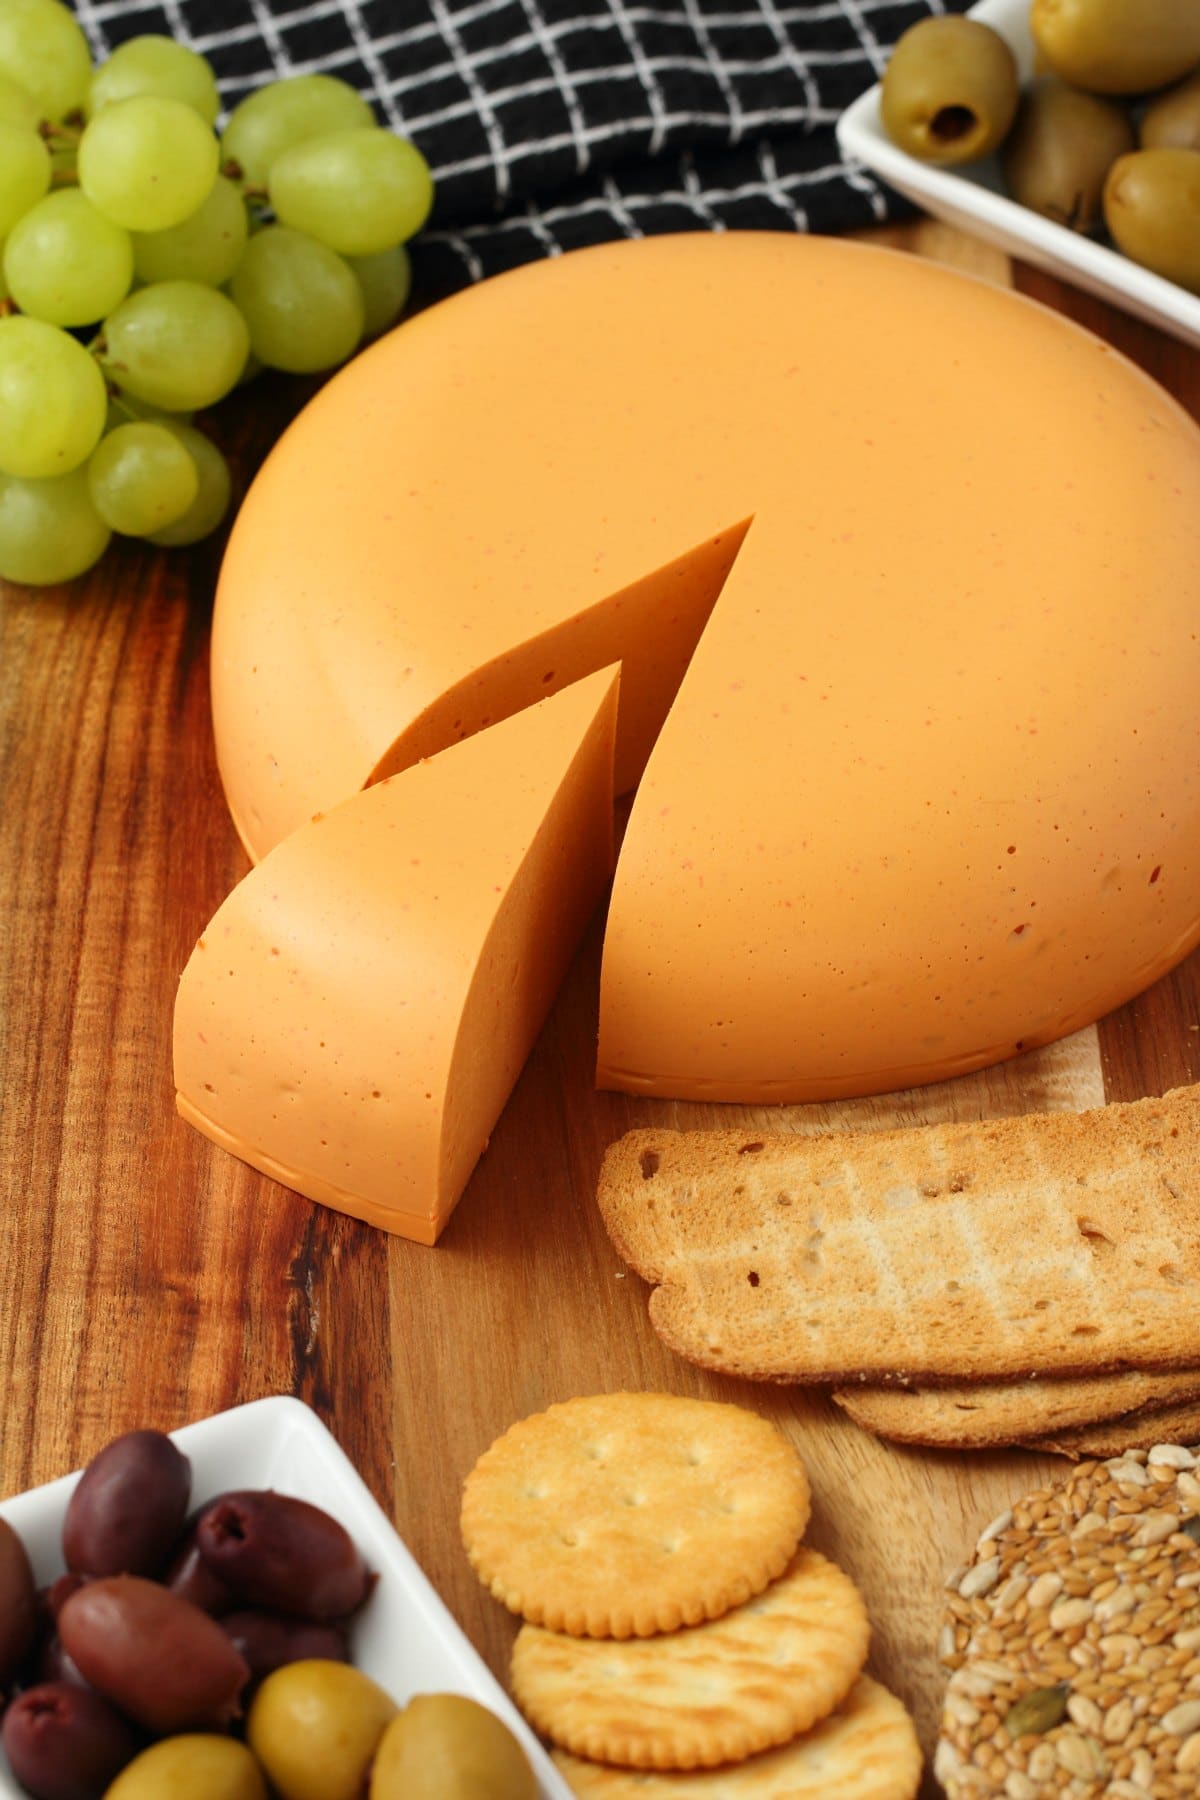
[87,420,198,535]
[0,466,110,584]
[0,0,92,123]
[0,117,50,234]
[89,35,219,125]
[0,69,40,129]
[105,395,193,432]
[0,313,106,478]
[132,175,247,286]
[220,73,373,186]
[79,95,219,232]
[5,188,133,325]
[268,128,433,255]
[148,421,230,545]
[101,279,249,410]
[230,225,364,373]
[347,243,411,339]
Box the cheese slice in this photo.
[211,233,1200,1102]
[174,668,619,1241]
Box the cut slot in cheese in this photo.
[174,668,619,1241]
[211,233,1200,1102]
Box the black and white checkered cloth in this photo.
[71,0,971,305]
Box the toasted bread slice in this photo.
[597,1087,1200,1385]
[833,1368,1200,1449]
[1024,1398,1200,1460]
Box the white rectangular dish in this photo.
[836,0,1200,349]
[0,1395,574,1800]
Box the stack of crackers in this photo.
[595,1086,1200,1457]
[459,1391,922,1797]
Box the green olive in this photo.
[1103,147,1200,291]
[1001,78,1133,229]
[246,1659,398,1800]
[1141,69,1200,150]
[369,1694,538,1800]
[1030,0,1200,97]
[103,1735,267,1800]
[880,17,1019,166]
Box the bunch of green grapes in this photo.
[0,0,432,585]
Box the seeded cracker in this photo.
[460,1393,811,1638]
[935,1445,1200,1797]
[549,1675,921,1797]
[511,1547,868,1769]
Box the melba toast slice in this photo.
[833,1367,1200,1450]
[596,1088,1200,1384]
[1023,1397,1200,1460]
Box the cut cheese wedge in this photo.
[211,233,1200,1101]
[174,668,619,1241]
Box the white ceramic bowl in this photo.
[0,1396,574,1800]
[837,0,1200,348]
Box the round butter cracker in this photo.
[937,1444,1200,1798]
[461,1392,811,1637]
[550,1675,922,1797]
[512,1546,869,1769]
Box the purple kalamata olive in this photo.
[62,1431,191,1579]
[0,1513,38,1692]
[58,1576,249,1734]
[23,1578,90,1693]
[195,1491,373,1620]
[220,1609,348,1691]
[1,1681,139,1800]
[33,1634,90,1692]
[43,1574,88,1621]
[163,1527,236,1616]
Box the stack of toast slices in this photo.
[597,1085,1200,1456]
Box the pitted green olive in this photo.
[1141,69,1200,151]
[104,1736,268,1800]
[1001,78,1133,229]
[880,17,1019,166]
[1030,0,1200,97]
[1103,147,1200,292]
[246,1659,398,1800]
[368,1694,537,1800]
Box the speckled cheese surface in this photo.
[210,233,1200,1104]
[174,670,618,1241]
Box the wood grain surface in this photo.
[2,221,1198,1798]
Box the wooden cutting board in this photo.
[2,220,1198,1797]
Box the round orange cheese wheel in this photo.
[213,233,1200,1102]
